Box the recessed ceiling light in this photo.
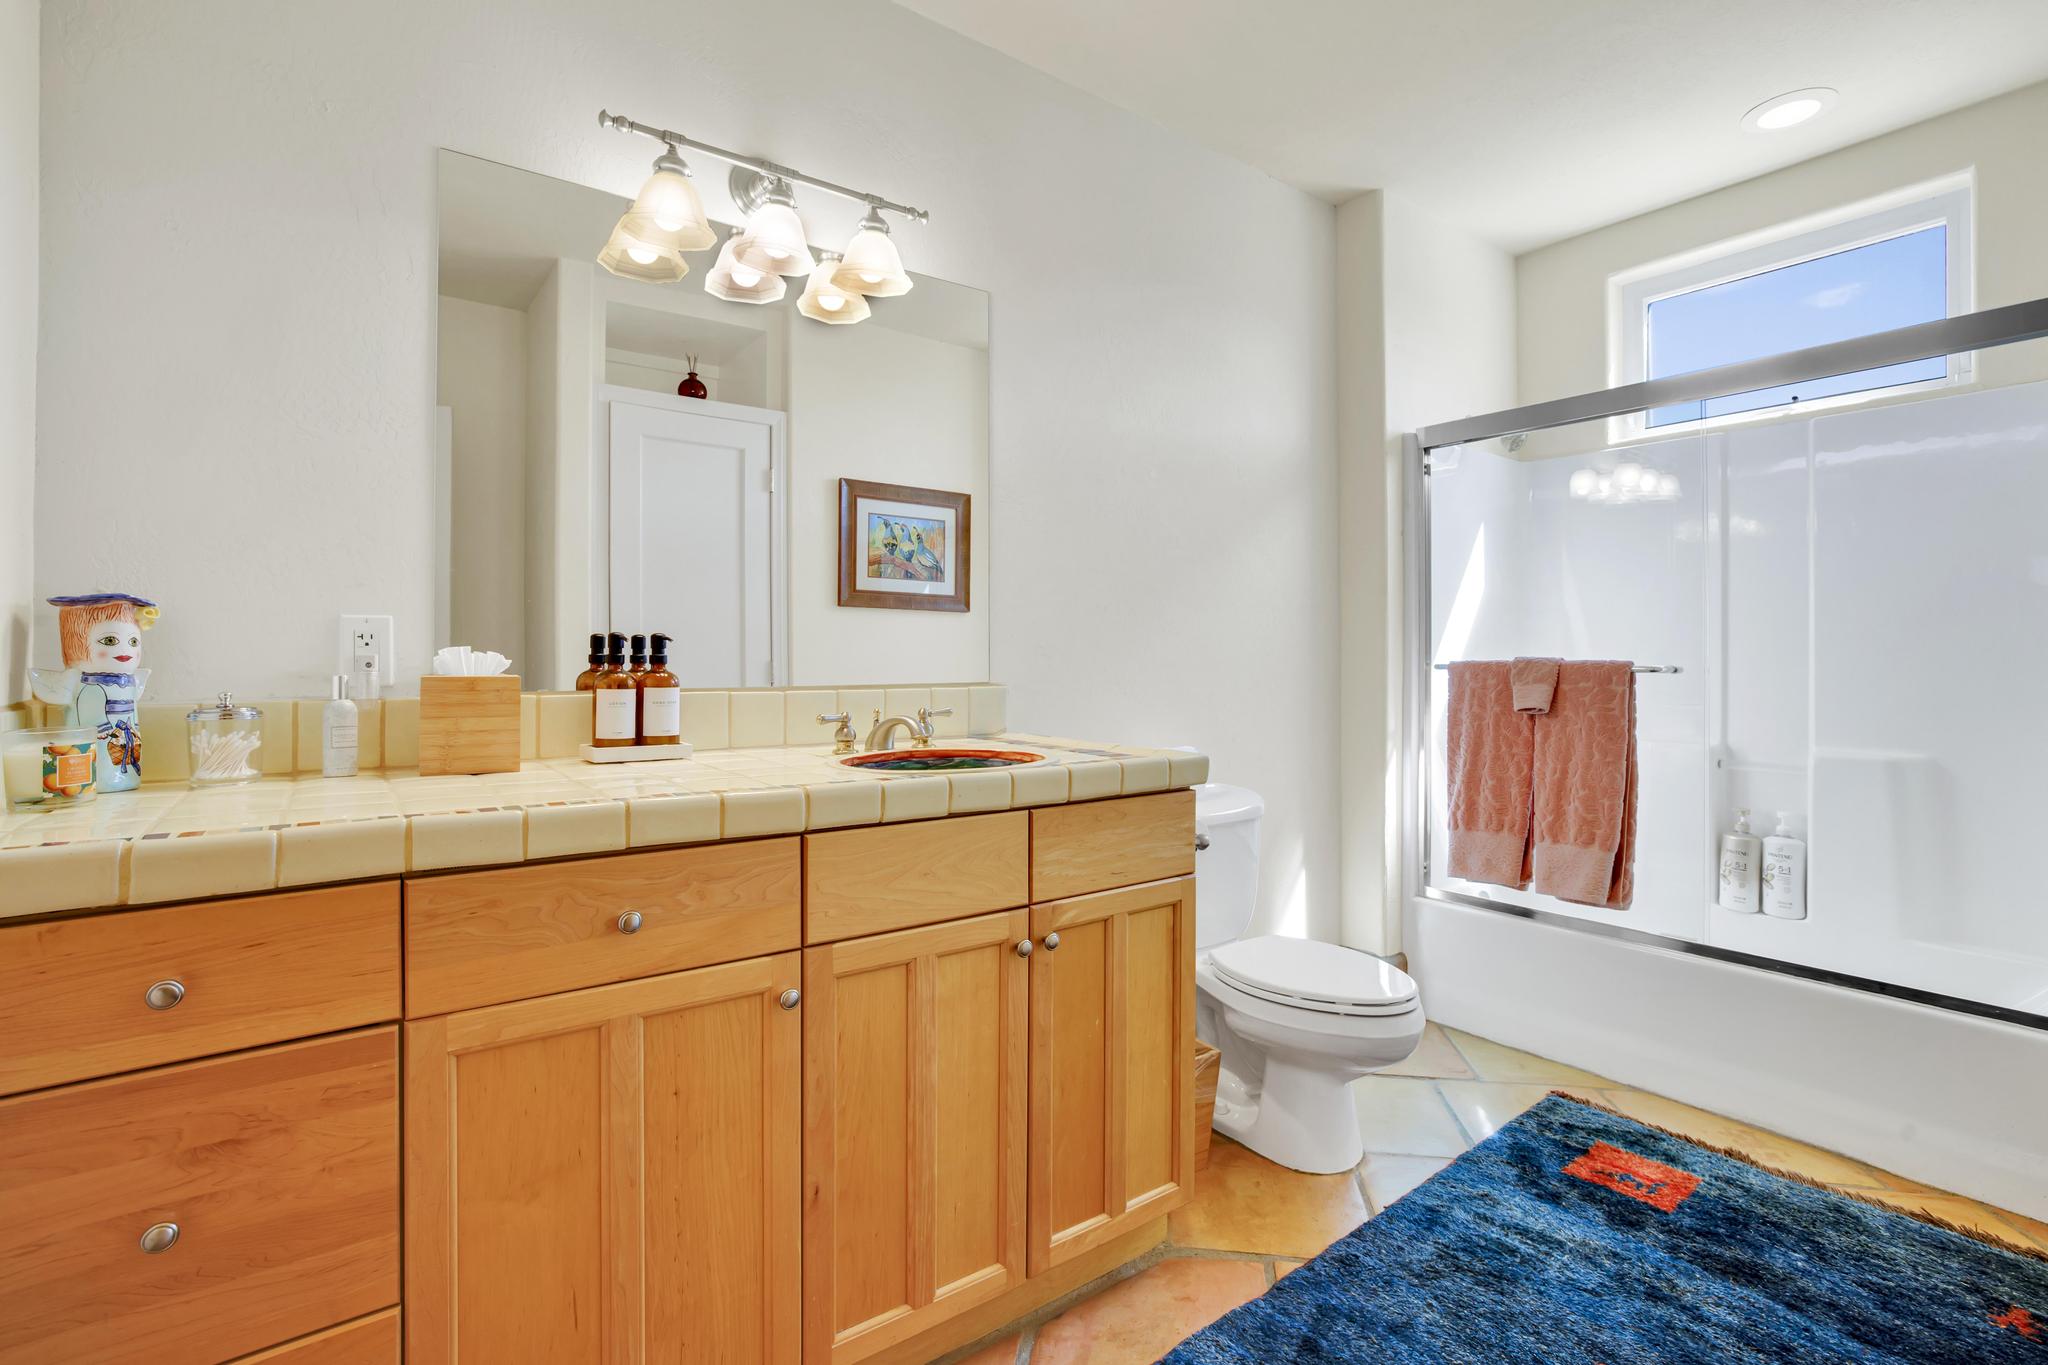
[1742,88,1838,132]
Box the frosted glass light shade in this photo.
[620,159,716,253]
[831,219,912,297]
[798,254,870,325]
[704,232,788,304]
[598,222,689,283]
[738,201,815,276]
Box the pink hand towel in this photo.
[1445,662,1533,890]
[1529,661,1638,909]
[1511,657,1561,714]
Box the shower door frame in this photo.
[1403,295,2048,1032]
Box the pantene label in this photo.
[641,687,681,737]
[594,690,637,740]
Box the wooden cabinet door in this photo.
[406,954,802,1365]
[1027,877,1195,1275]
[802,910,1029,1365]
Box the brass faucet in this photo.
[863,705,955,752]
[816,712,858,755]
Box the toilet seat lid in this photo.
[1209,936,1418,1014]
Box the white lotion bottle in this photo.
[1718,809,1761,913]
[1762,812,1807,920]
[322,675,359,778]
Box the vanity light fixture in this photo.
[797,251,871,325]
[831,207,914,297]
[704,229,789,304]
[597,109,928,323]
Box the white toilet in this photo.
[1194,783,1426,1174]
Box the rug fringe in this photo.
[1543,1091,2048,1265]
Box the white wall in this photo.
[1518,79,2048,406]
[1,0,34,710]
[1335,191,1515,954]
[787,322,988,686]
[35,0,1339,938]
[437,296,528,666]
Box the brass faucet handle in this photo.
[816,712,857,755]
[913,705,953,748]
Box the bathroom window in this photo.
[1609,174,1973,431]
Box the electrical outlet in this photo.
[336,615,395,693]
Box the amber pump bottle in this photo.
[639,633,682,744]
[627,635,649,679]
[592,633,637,746]
[573,633,606,691]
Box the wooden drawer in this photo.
[233,1309,399,1363]
[1029,792,1195,902]
[404,838,801,1015]
[0,882,401,1097]
[0,1028,400,1365]
[804,811,1029,944]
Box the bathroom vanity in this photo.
[0,733,1201,1365]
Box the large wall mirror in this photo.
[435,150,990,690]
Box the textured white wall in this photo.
[35,0,1339,938]
[1,0,34,707]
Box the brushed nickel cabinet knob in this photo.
[778,989,801,1010]
[145,980,185,1011]
[617,911,644,935]
[139,1222,180,1254]
[1015,939,1033,958]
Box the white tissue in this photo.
[432,646,511,676]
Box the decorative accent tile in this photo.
[928,687,973,738]
[277,818,405,888]
[536,692,593,758]
[628,793,722,847]
[138,704,192,782]
[526,801,628,860]
[409,809,525,871]
[1168,751,1210,787]
[805,782,882,830]
[383,697,420,768]
[1010,763,1072,807]
[946,769,1012,813]
[128,830,278,905]
[1067,760,1123,802]
[968,685,1007,736]
[781,691,840,747]
[0,840,124,918]
[721,787,806,838]
[1119,755,1170,795]
[729,692,785,748]
[880,775,951,822]
[678,692,730,750]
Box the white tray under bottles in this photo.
[577,742,695,764]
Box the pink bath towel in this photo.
[1529,661,1638,909]
[1445,662,1533,890]
[1511,657,1561,714]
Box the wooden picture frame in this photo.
[836,478,971,613]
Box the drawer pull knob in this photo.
[1014,939,1033,958]
[1043,932,1061,952]
[139,1222,180,1254]
[617,911,644,935]
[778,988,801,1011]
[145,980,185,1011]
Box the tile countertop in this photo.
[0,735,1209,920]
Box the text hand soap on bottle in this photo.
[592,633,637,747]
[1718,809,1761,913]
[640,633,682,745]
[1762,812,1807,920]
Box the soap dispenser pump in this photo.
[592,633,637,747]
[1718,809,1762,914]
[1762,812,1807,920]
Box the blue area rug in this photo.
[1160,1094,2048,1364]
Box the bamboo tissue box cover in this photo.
[418,675,521,775]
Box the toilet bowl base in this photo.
[1209,1055,1366,1175]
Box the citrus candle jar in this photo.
[2,726,100,812]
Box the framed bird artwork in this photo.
[837,478,971,613]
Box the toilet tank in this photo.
[1193,783,1263,950]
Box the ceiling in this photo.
[892,0,2048,252]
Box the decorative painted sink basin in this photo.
[839,748,1047,772]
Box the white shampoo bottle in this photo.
[1762,812,1807,920]
[322,675,359,778]
[1717,809,1761,913]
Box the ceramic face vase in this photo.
[29,592,158,793]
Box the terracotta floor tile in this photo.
[1272,1258,1306,1279]
[1599,1089,1884,1188]
[1995,1207,2048,1251]
[945,1332,1023,1365]
[1029,1256,1268,1365]
[1853,1191,2045,1250]
[1357,1153,1451,1212]
[1374,1022,1477,1080]
[1350,1076,1472,1157]
[1168,1136,1368,1257]
[1436,1080,1607,1143]
[1441,1028,1614,1086]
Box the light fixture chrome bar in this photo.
[599,109,930,224]
[1417,296,2048,450]
[1431,662,1681,674]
